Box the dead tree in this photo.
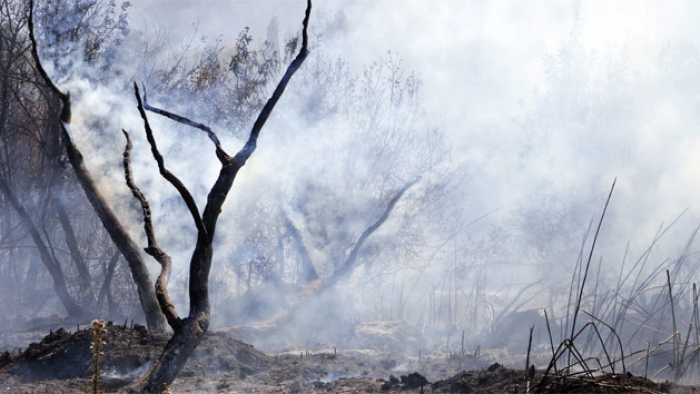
[121,2,311,390]
[28,0,167,332]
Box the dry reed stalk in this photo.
[90,319,107,394]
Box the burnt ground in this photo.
[0,322,698,393]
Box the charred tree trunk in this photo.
[30,0,311,389]
[28,1,166,332]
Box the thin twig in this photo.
[526,325,534,371]
[141,86,226,157]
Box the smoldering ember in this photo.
[2,0,700,393]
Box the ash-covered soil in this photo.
[0,322,697,393]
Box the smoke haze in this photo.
[7,0,700,367]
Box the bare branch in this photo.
[141,85,228,159]
[28,0,70,123]
[234,0,312,166]
[122,131,157,250]
[123,130,181,329]
[133,82,209,242]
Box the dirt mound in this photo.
[535,372,676,393]
[429,362,688,394]
[430,362,531,393]
[15,323,167,382]
[0,321,270,390]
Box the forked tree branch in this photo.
[134,1,313,390]
[140,0,312,172]
[249,176,421,332]
[137,0,312,244]
[133,82,209,242]
[27,0,70,122]
[122,130,181,328]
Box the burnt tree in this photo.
[28,0,167,332]
[127,1,311,389]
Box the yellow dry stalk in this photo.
[90,319,107,394]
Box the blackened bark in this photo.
[27,0,166,332]
[122,129,181,329]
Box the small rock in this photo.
[133,323,148,337]
[487,362,503,372]
[0,351,10,368]
[404,372,429,389]
[312,381,325,388]
[216,381,230,390]
[289,381,302,393]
